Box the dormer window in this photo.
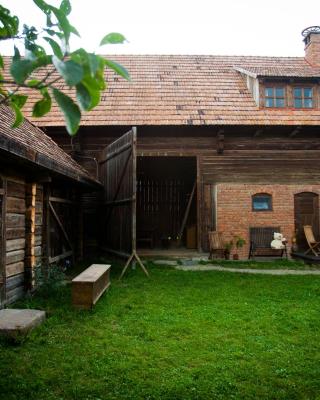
[264,87,285,108]
[293,87,313,108]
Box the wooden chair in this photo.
[208,231,224,259]
[303,225,320,256]
[249,227,287,259]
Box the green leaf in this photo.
[44,37,63,58]
[76,83,91,111]
[88,53,100,76]
[49,6,72,43]
[52,56,83,86]
[44,28,56,36]
[104,59,130,81]
[60,0,71,15]
[69,24,80,37]
[100,32,126,46]
[0,5,19,39]
[52,88,81,135]
[33,0,51,14]
[10,102,24,128]
[10,94,28,109]
[76,82,100,111]
[0,55,3,69]
[13,45,20,60]
[35,54,52,68]
[27,79,41,88]
[33,92,52,117]
[10,58,34,84]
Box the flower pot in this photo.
[233,254,239,260]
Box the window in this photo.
[264,87,285,108]
[293,87,313,108]
[252,194,272,211]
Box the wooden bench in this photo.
[249,227,287,259]
[72,264,111,309]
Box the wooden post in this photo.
[0,179,7,307]
[197,156,202,252]
[42,184,51,267]
[25,182,36,290]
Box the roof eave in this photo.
[0,133,101,188]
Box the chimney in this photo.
[302,26,320,66]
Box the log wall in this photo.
[5,177,27,303]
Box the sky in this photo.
[1,0,320,57]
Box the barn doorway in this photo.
[136,157,197,251]
[294,192,320,250]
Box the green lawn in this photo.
[0,261,320,400]
[199,259,320,270]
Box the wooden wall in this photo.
[5,177,27,303]
[47,125,320,252]
[2,177,44,304]
[0,169,85,306]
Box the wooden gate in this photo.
[294,192,320,250]
[100,128,148,278]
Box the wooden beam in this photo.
[49,250,73,264]
[49,201,73,251]
[289,126,301,138]
[217,130,224,154]
[49,196,75,205]
[253,128,263,137]
[25,182,36,290]
[0,179,7,306]
[177,180,197,242]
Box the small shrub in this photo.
[34,263,66,294]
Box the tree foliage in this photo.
[0,0,129,135]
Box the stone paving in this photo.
[0,309,46,339]
[175,265,320,275]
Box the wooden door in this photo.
[201,183,215,252]
[294,192,319,250]
[100,128,137,257]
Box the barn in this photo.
[3,27,320,270]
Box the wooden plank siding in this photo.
[47,125,320,252]
[5,177,27,304]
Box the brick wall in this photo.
[305,33,320,66]
[216,184,320,259]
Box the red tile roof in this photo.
[234,65,320,78]
[0,105,99,186]
[4,55,320,126]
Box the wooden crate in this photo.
[72,264,111,309]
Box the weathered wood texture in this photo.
[72,264,111,309]
[47,184,79,264]
[0,179,5,306]
[5,178,26,304]
[136,157,196,247]
[294,192,319,250]
[99,129,136,257]
[48,125,320,252]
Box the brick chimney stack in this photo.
[302,26,320,66]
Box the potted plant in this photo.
[233,236,246,260]
[224,240,234,260]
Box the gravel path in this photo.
[175,265,320,275]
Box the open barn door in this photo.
[100,127,148,278]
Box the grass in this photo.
[0,260,320,400]
[199,259,319,270]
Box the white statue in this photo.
[270,232,287,250]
